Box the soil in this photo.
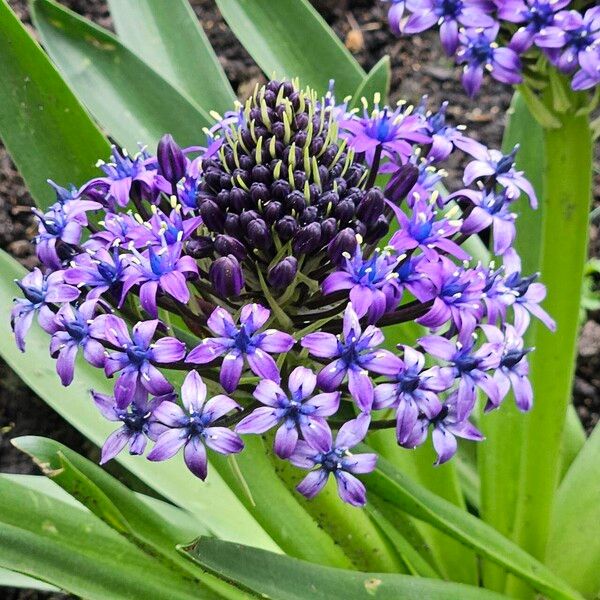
[0,0,598,597]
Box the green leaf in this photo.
[207,436,354,568]
[183,537,510,600]
[0,476,222,600]
[367,452,583,600]
[0,0,109,209]
[0,566,58,592]
[12,436,208,555]
[507,100,593,599]
[478,89,545,593]
[546,424,600,598]
[31,0,212,151]
[214,0,365,97]
[107,0,236,114]
[368,431,478,584]
[350,56,391,108]
[0,248,278,553]
[518,84,561,129]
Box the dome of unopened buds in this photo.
[12,79,554,507]
[197,80,387,300]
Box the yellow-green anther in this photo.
[283,112,291,145]
[236,174,250,192]
[260,99,271,130]
[273,160,282,180]
[330,138,347,168]
[303,180,311,202]
[341,148,355,177]
[311,156,321,188]
[298,90,306,115]
[255,136,263,165]
[288,163,295,188]
[218,147,231,173]
[232,142,240,168]
[288,142,297,169]
[276,84,285,106]
[303,147,311,177]
[305,121,314,149]
[269,135,277,158]
[250,120,258,144]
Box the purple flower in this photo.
[340,99,430,164]
[63,247,127,299]
[502,249,556,333]
[419,329,502,420]
[186,304,295,393]
[453,188,517,254]
[121,241,198,318]
[321,246,401,323]
[301,303,402,412]
[572,44,600,90]
[374,345,451,444]
[147,370,243,479]
[385,0,406,34]
[499,0,571,52]
[127,206,202,248]
[417,256,485,332]
[428,399,484,464]
[236,367,340,459]
[463,144,538,208]
[48,300,106,386]
[389,198,469,260]
[403,0,495,55]
[34,198,101,269]
[12,268,80,351]
[87,146,158,208]
[93,387,173,464]
[289,414,377,506]
[482,324,533,411]
[423,100,482,161]
[103,316,186,407]
[537,7,600,74]
[456,25,522,97]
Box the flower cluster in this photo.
[384,0,600,95]
[12,79,552,507]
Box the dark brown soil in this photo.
[0,0,598,596]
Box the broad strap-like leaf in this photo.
[182,537,510,600]
[350,56,391,109]
[366,451,583,600]
[32,0,212,151]
[0,0,110,209]
[0,248,278,552]
[0,476,224,600]
[107,0,236,114]
[546,424,600,598]
[215,0,365,97]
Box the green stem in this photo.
[506,101,592,598]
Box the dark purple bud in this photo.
[239,210,260,232]
[232,168,250,188]
[320,218,337,244]
[272,121,286,140]
[246,219,271,248]
[230,188,251,212]
[263,201,282,225]
[239,155,254,171]
[267,257,298,289]
[328,228,357,266]
[275,216,299,241]
[285,190,306,214]
[354,220,367,237]
[252,165,271,185]
[216,190,230,210]
[293,222,322,255]
[309,137,324,155]
[335,199,355,223]
[386,163,419,204]
[364,215,390,244]
[209,255,244,298]
[157,134,186,185]
[294,130,308,148]
[251,183,270,203]
[186,236,213,259]
[204,169,222,192]
[224,213,242,238]
[294,113,309,130]
[271,179,291,200]
[333,177,347,196]
[214,235,246,261]
[300,206,318,225]
[345,165,364,187]
[321,145,338,166]
[199,199,225,232]
[317,190,339,210]
[357,188,385,226]
[293,171,307,190]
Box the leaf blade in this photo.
[0,0,110,209]
[214,0,365,97]
[32,0,212,151]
